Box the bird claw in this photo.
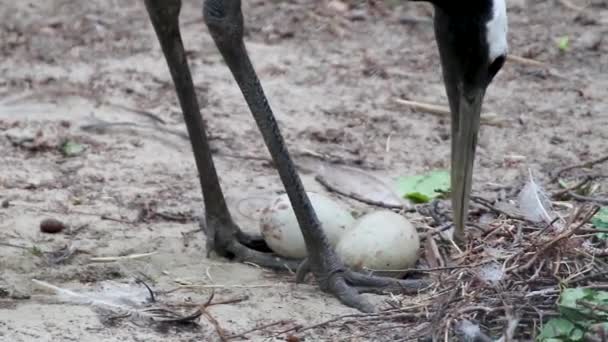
[317,269,429,313]
[295,254,428,312]
[199,216,301,271]
[295,258,311,283]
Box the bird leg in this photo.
[144,0,298,272]
[203,0,427,312]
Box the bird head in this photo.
[430,0,508,241]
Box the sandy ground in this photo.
[1,0,607,341]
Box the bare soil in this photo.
[1,0,607,341]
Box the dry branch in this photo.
[551,154,608,182]
[393,98,507,126]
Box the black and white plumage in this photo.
[487,0,509,62]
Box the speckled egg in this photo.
[260,192,355,259]
[336,210,420,276]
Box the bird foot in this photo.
[296,257,429,313]
[199,216,301,271]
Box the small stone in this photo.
[1,199,9,208]
[327,0,348,13]
[40,218,66,234]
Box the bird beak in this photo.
[451,88,484,242]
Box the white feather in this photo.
[517,169,554,224]
[477,262,504,285]
[32,279,158,321]
[456,320,482,341]
[487,0,509,61]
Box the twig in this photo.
[508,206,599,273]
[105,102,166,125]
[471,196,528,222]
[0,242,31,250]
[339,324,412,341]
[551,154,608,182]
[393,98,451,116]
[227,320,292,340]
[531,217,560,239]
[216,148,380,170]
[271,309,420,338]
[393,98,505,126]
[135,278,156,303]
[558,0,588,11]
[315,174,413,211]
[398,15,433,25]
[496,292,521,342]
[100,214,133,224]
[214,152,273,163]
[295,148,381,170]
[204,290,216,307]
[164,283,285,293]
[178,295,249,309]
[207,295,249,307]
[430,288,459,337]
[567,192,608,205]
[507,55,546,68]
[154,211,196,223]
[552,176,592,198]
[80,120,189,141]
[201,300,228,342]
[567,269,608,285]
[88,251,158,262]
[363,262,493,274]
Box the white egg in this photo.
[260,192,356,259]
[336,210,420,276]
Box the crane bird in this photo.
[143,0,508,312]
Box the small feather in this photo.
[31,279,171,322]
[517,169,553,224]
[477,262,504,285]
[456,320,483,341]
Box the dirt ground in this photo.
[1,0,607,341]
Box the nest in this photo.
[264,204,607,342]
[311,204,606,341]
[413,204,606,340]
[258,159,608,341]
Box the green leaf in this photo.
[569,327,585,341]
[61,140,85,157]
[592,207,608,240]
[558,36,570,51]
[559,288,608,322]
[559,288,594,322]
[592,208,608,228]
[539,289,608,341]
[538,318,576,340]
[395,170,450,203]
[560,288,593,309]
[593,291,608,303]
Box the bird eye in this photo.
[488,55,506,81]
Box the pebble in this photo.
[40,218,66,234]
